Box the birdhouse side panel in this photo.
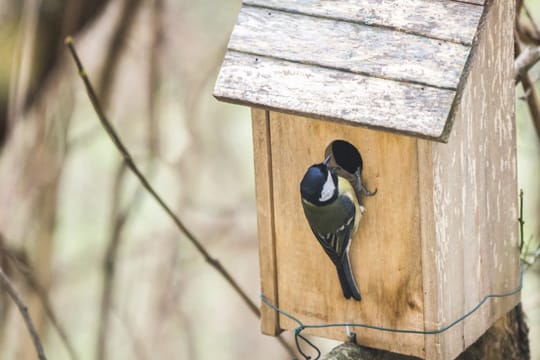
[252,108,281,336]
[423,0,519,358]
[267,112,426,357]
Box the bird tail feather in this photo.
[336,264,352,299]
[337,256,361,301]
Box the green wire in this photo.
[261,266,524,359]
[263,191,527,359]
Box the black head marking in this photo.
[300,163,338,205]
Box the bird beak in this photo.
[323,155,332,166]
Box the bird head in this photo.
[300,159,338,205]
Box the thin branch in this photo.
[516,0,523,22]
[516,2,540,47]
[148,0,163,156]
[0,267,47,360]
[0,238,79,360]
[65,37,259,315]
[65,36,296,357]
[524,4,540,40]
[111,305,149,360]
[96,162,127,360]
[514,46,540,79]
[96,0,163,351]
[515,4,540,81]
[21,268,79,360]
[91,1,145,359]
[519,190,525,253]
[97,0,144,105]
[7,0,41,126]
[522,236,540,268]
[515,34,540,140]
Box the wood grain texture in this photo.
[416,139,440,357]
[268,113,425,357]
[423,0,519,358]
[456,0,485,5]
[214,0,486,140]
[214,51,456,140]
[243,1,517,358]
[320,305,529,359]
[243,0,483,45]
[251,108,281,335]
[230,6,470,89]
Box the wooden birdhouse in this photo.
[213,0,520,359]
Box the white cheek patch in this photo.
[319,171,336,202]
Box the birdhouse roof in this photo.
[213,0,486,142]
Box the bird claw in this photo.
[362,186,377,197]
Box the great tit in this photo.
[300,156,362,301]
[324,140,377,210]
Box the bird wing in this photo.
[304,196,356,264]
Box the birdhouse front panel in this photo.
[215,0,520,359]
[255,111,427,356]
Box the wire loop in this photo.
[261,265,523,360]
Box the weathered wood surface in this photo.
[259,113,426,357]
[230,6,470,89]
[320,304,529,360]
[251,108,281,336]
[243,0,483,45]
[215,51,456,140]
[457,0,485,5]
[245,0,518,358]
[214,1,487,141]
[420,0,520,358]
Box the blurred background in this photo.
[0,0,538,359]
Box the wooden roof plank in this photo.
[214,51,456,140]
[230,6,470,89]
[455,0,484,5]
[243,0,483,45]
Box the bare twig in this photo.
[65,36,260,316]
[96,162,127,360]
[97,0,144,105]
[7,0,41,126]
[524,4,540,42]
[516,1,540,47]
[25,273,79,360]
[514,46,540,79]
[111,305,149,360]
[0,267,47,360]
[521,235,540,268]
[518,190,525,253]
[65,37,296,357]
[516,0,523,34]
[1,238,79,360]
[515,35,540,140]
[148,0,163,156]
[92,1,145,359]
[515,4,540,80]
